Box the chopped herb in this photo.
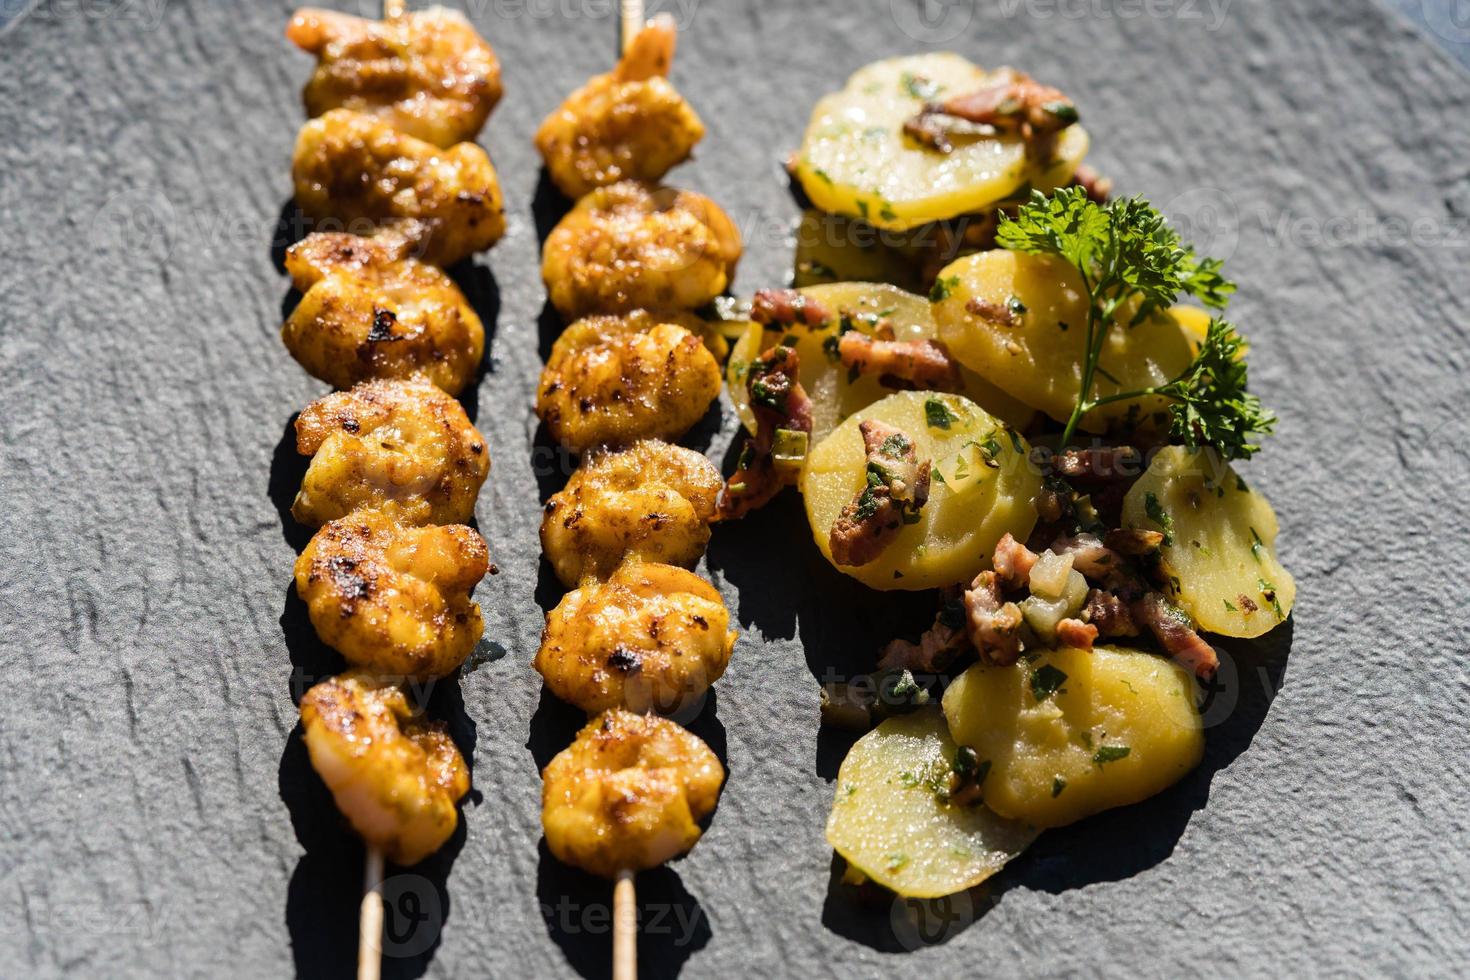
[1258,578,1284,619]
[1051,776,1067,798]
[879,204,898,222]
[938,597,966,630]
[1093,745,1131,766]
[901,512,922,525]
[900,72,939,100]
[879,433,911,456]
[822,334,840,361]
[1144,491,1175,546]
[1030,664,1068,702]
[1223,599,1237,611]
[854,485,880,521]
[930,466,946,486]
[1006,429,1025,455]
[812,167,834,185]
[857,199,870,220]
[929,275,960,302]
[925,397,958,430]
[885,852,909,871]
[780,334,799,348]
[1249,527,1265,563]
[1007,296,1028,318]
[952,746,979,777]
[974,759,992,786]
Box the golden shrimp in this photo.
[541,439,721,588]
[287,5,502,148]
[300,671,470,866]
[295,508,490,679]
[292,108,504,266]
[282,232,484,395]
[534,14,704,199]
[536,312,721,454]
[541,180,741,319]
[292,377,490,528]
[541,708,724,878]
[535,561,736,716]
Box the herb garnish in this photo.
[929,274,959,302]
[1144,491,1175,546]
[1051,776,1067,798]
[1030,664,1068,702]
[1092,745,1131,766]
[924,397,958,430]
[995,188,1274,459]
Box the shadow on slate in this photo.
[534,840,713,980]
[268,416,314,552]
[532,167,571,247]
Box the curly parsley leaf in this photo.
[995,188,1267,459]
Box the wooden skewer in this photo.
[613,868,637,980]
[358,845,386,980]
[384,0,407,18]
[619,0,643,55]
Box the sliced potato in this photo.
[942,646,1204,828]
[725,282,1035,443]
[801,391,1039,591]
[794,54,1089,231]
[1122,446,1295,637]
[792,209,919,290]
[932,250,1210,432]
[826,708,1038,898]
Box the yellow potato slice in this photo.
[1122,446,1295,638]
[826,708,1038,898]
[932,249,1210,431]
[801,391,1040,591]
[793,54,1089,231]
[942,646,1204,828]
[792,209,919,291]
[726,282,1035,443]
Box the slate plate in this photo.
[3,0,1468,976]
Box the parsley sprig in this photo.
[995,188,1273,459]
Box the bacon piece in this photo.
[963,571,1023,665]
[964,297,1017,328]
[1083,588,1140,637]
[751,288,831,328]
[837,332,962,392]
[904,70,1078,156]
[829,420,930,566]
[1050,532,1123,580]
[1132,593,1218,678]
[718,345,813,520]
[1104,527,1164,556]
[991,533,1038,589]
[1056,618,1098,650]
[1053,445,1143,483]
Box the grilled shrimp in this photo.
[541,707,724,878]
[535,561,735,716]
[292,377,490,527]
[292,108,504,266]
[282,232,484,395]
[287,5,502,148]
[295,508,490,679]
[536,313,721,454]
[541,180,741,318]
[534,15,705,199]
[542,440,721,587]
[300,671,470,866]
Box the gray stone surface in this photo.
[2,0,1467,976]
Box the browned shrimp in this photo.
[287,6,502,147]
[300,671,469,865]
[292,108,504,266]
[294,508,490,679]
[534,561,735,716]
[292,377,489,527]
[534,15,705,198]
[542,708,724,878]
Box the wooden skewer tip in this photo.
[613,868,637,980]
[619,0,644,54]
[358,845,386,980]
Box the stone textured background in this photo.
[2,0,1467,976]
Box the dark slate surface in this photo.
[2,0,1468,976]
